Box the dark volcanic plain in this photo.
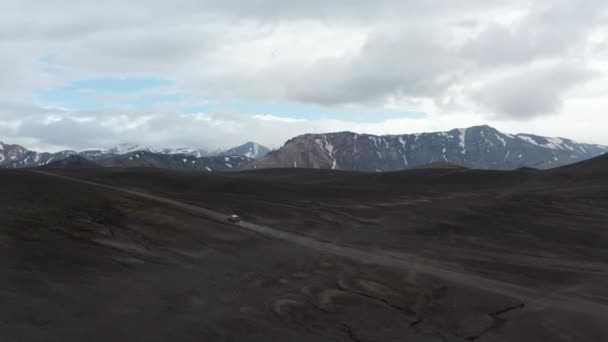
[2,154,608,341]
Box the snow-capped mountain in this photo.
[80,144,218,159]
[0,142,77,168]
[252,125,608,171]
[3,128,605,171]
[105,143,152,155]
[221,142,270,160]
[152,147,219,158]
[0,142,30,164]
[0,142,251,171]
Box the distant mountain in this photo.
[3,128,605,172]
[88,143,218,159]
[0,142,77,168]
[252,125,608,171]
[0,141,251,171]
[0,142,29,164]
[77,149,115,161]
[105,143,152,155]
[222,142,270,159]
[153,147,217,158]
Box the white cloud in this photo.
[472,63,597,119]
[1,103,606,154]
[252,114,306,123]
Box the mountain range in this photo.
[0,142,269,171]
[1,125,606,171]
[253,125,607,171]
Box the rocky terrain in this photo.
[253,125,607,171]
[2,153,607,341]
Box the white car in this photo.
[227,214,240,223]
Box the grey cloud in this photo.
[465,1,608,67]
[181,26,468,105]
[1,1,602,97]
[473,64,596,119]
[2,1,508,26]
[19,118,110,148]
[0,47,58,100]
[56,29,218,75]
[284,31,463,105]
[0,104,311,151]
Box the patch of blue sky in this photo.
[29,77,174,110]
[225,100,427,122]
[29,75,427,123]
[63,77,171,92]
[39,56,62,75]
[126,93,184,107]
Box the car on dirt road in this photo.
[227,214,240,223]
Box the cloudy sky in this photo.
[1,0,608,151]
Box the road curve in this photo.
[31,170,608,320]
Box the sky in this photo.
[1,0,608,152]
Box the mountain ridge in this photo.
[0,141,265,170]
[220,142,270,159]
[252,125,607,171]
[2,126,606,171]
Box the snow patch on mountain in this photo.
[495,133,507,147]
[458,128,467,154]
[316,136,337,169]
[106,143,151,155]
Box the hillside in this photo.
[4,158,606,341]
[97,151,251,171]
[415,162,466,169]
[549,152,608,177]
[42,155,100,168]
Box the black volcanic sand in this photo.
[2,162,608,341]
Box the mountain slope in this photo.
[97,151,251,171]
[42,155,101,168]
[252,125,608,171]
[222,142,270,159]
[0,142,77,168]
[549,151,608,177]
[0,142,29,164]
